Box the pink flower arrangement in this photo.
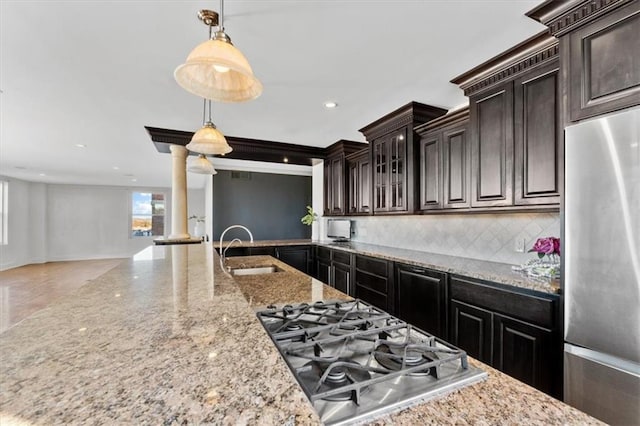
[529,237,560,259]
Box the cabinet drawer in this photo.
[333,250,351,266]
[355,270,388,295]
[355,284,388,311]
[355,255,388,277]
[317,246,331,261]
[450,275,557,328]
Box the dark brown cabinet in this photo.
[324,140,368,217]
[275,245,312,275]
[448,275,561,398]
[395,264,447,339]
[418,131,441,210]
[324,157,344,216]
[346,149,371,215]
[469,81,515,208]
[416,108,470,212]
[359,102,447,215]
[527,1,640,121]
[450,299,493,364]
[354,254,394,313]
[451,33,562,211]
[514,60,562,205]
[566,1,640,121]
[314,246,354,296]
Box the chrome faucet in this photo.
[219,225,254,273]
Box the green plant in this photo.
[300,205,317,226]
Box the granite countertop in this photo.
[220,239,560,294]
[0,244,596,425]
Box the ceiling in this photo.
[0,0,545,189]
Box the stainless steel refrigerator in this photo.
[564,107,640,425]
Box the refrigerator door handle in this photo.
[565,343,640,377]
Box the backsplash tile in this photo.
[333,213,560,265]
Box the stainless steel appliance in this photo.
[256,299,486,425]
[327,219,351,242]
[564,107,640,425]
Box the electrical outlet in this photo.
[515,238,526,253]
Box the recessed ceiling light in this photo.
[324,101,338,109]
[39,173,46,176]
[75,144,87,148]
[131,178,137,182]
[113,166,120,170]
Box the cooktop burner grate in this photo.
[257,299,487,425]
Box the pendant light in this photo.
[174,2,263,103]
[187,154,218,175]
[186,99,233,155]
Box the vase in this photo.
[513,256,560,279]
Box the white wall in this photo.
[0,176,205,270]
[0,177,47,270]
[311,162,324,240]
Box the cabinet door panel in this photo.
[514,62,561,205]
[348,161,359,214]
[420,132,441,210]
[396,266,446,338]
[470,84,514,207]
[569,1,640,121]
[333,262,351,295]
[373,139,387,212]
[443,125,470,208]
[277,246,311,274]
[494,314,556,396]
[359,158,371,213]
[323,161,332,216]
[330,158,344,214]
[316,259,331,284]
[450,300,493,364]
[389,131,407,211]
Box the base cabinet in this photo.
[450,299,493,365]
[314,246,354,296]
[449,275,561,398]
[275,246,312,275]
[493,313,555,395]
[354,255,394,313]
[395,264,447,339]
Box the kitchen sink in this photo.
[229,265,282,276]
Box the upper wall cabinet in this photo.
[346,149,371,215]
[469,81,515,208]
[527,0,640,122]
[415,108,470,211]
[451,32,562,211]
[359,102,447,215]
[324,140,368,217]
[514,61,562,205]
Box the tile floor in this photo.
[0,259,124,333]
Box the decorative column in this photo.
[169,145,190,240]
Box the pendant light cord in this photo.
[220,0,225,31]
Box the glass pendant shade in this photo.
[186,121,232,155]
[174,37,263,103]
[187,154,218,175]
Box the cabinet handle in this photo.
[408,267,426,274]
[346,272,350,294]
[276,248,280,259]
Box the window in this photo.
[131,192,165,237]
[0,181,6,245]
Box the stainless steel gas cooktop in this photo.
[256,299,487,425]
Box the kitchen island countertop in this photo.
[0,244,596,425]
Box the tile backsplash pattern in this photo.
[339,213,560,265]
